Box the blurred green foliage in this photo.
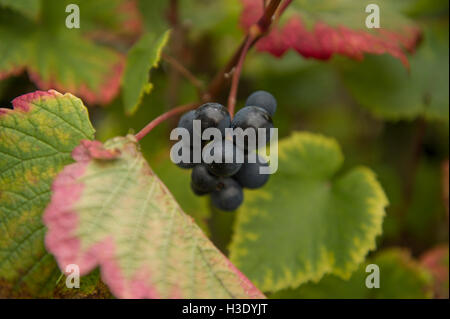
[0,0,448,298]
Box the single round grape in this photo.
[245,90,277,116]
[190,180,209,196]
[177,110,196,133]
[234,154,270,189]
[231,106,273,150]
[211,178,243,211]
[191,164,220,192]
[203,139,243,177]
[177,110,196,147]
[195,103,231,138]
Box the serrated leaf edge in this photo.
[229,132,388,292]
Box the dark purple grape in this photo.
[231,106,273,151]
[194,103,231,139]
[203,139,243,177]
[211,178,243,211]
[234,154,269,189]
[191,164,221,193]
[245,90,277,116]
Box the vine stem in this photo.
[135,0,287,140]
[227,0,284,116]
[205,0,284,102]
[227,33,256,117]
[135,103,199,141]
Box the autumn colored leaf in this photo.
[421,245,449,299]
[240,0,421,67]
[0,1,133,105]
[443,160,449,218]
[44,135,265,299]
[0,90,95,296]
[339,25,448,121]
[28,32,124,106]
[82,0,143,44]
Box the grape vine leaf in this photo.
[420,245,449,299]
[0,0,40,20]
[271,248,433,299]
[137,0,169,34]
[53,269,114,298]
[339,25,449,121]
[150,149,211,234]
[122,30,171,115]
[229,132,388,292]
[43,135,265,299]
[443,160,449,219]
[0,12,30,81]
[240,0,421,67]
[0,0,130,105]
[0,90,95,296]
[80,0,143,42]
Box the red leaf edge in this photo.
[240,0,421,67]
[44,140,265,299]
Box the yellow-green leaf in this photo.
[0,90,95,296]
[271,248,433,299]
[229,132,388,292]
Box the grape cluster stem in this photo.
[135,0,288,141]
[135,102,199,141]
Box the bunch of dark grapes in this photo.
[175,90,277,211]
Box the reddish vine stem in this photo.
[205,0,284,102]
[227,33,256,117]
[135,0,287,141]
[227,0,284,116]
[257,0,283,31]
[135,103,199,141]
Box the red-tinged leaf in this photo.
[0,1,132,106]
[44,136,265,299]
[0,90,96,296]
[85,0,143,45]
[420,245,449,299]
[27,53,125,106]
[240,0,421,67]
[0,66,25,81]
[443,160,449,218]
[120,0,143,36]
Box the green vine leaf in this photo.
[0,0,40,20]
[0,90,95,296]
[229,132,388,292]
[137,0,169,34]
[271,248,433,299]
[339,25,449,121]
[122,30,171,115]
[43,135,265,299]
